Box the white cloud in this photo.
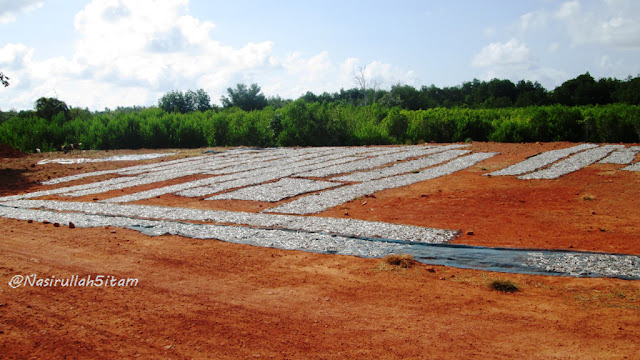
[283,51,333,83]
[0,0,45,24]
[472,39,533,68]
[0,0,416,110]
[472,39,567,88]
[261,54,415,100]
[554,0,581,19]
[596,54,638,79]
[559,0,640,48]
[0,0,276,109]
[362,61,416,87]
[0,43,33,69]
[519,0,640,49]
[519,10,549,32]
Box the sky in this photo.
[1,0,639,111]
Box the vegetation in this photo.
[1,73,640,152]
[158,89,212,113]
[490,279,519,293]
[382,254,417,269]
[220,83,268,111]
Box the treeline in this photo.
[150,72,640,113]
[1,72,639,152]
[304,73,640,109]
[1,102,638,152]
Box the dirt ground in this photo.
[1,142,639,359]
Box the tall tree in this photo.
[553,72,600,105]
[514,80,549,107]
[158,89,211,113]
[35,97,70,121]
[353,66,380,106]
[613,76,640,105]
[390,84,422,110]
[159,90,189,113]
[221,83,268,111]
[189,89,212,112]
[486,78,517,107]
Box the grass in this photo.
[581,193,596,201]
[572,286,640,311]
[490,279,519,293]
[382,254,417,269]
[373,254,422,277]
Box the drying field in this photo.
[1,142,639,359]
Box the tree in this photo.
[353,66,380,106]
[220,83,268,111]
[158,89,212,113]
[35,97,70,121]
[0,72,9,87]
[613,76,640,105]
[553,72,600,105]
[485,78,516,107]
[159,90,189,113]
[390,84,422,110]
[266,95,291,109]
[189,89,212,112]
[514,80,549,107]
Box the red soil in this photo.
[0,143,26,158]
[1,143,639,359]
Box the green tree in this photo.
[189,89,212,112]
[158,89,211,113]
[35,97,71,121]
[390,84,422,110]
[514,80,549,107]
[614,76,640,105]
[553,72,601,105]
[267,95,291,109]
[484,78,516,107]
[159,90,189,113]
[221,83,268,111]
[382,107,409,142]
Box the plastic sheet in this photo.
[1,202,638,279]
[37,152,178,165]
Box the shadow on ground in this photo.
[0,168,39,196]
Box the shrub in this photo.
[490,279,519,293]
[383,254,417,268]
[1,103,639,152]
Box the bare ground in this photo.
[1,142,639,359]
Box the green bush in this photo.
[382,107,408,143]
[1,104,639,152]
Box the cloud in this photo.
[1,0,276,109]
[472,39,533,68]
[0,43,33,70]
[472,39,567,88]
[0,0,416,110]
[260,54,415,101]
[0,0,45,24]
[519,0,640,49]
[518,10,549,32]
[556,0,640,48]
[554,0,581,19]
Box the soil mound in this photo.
[0,143,26,157]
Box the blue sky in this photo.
[1,0,639,110]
